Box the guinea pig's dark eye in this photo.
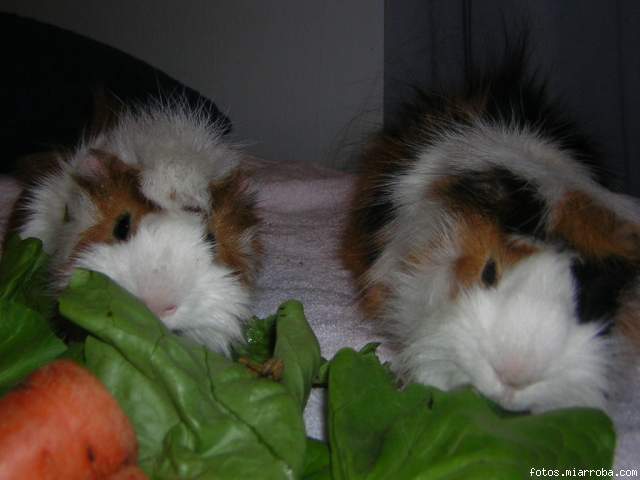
[481,258,497,287]
[183,205,204,214]
[205,231,216,246]
[113,212,131,241]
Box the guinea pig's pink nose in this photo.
[145,300,178,318]
[493,361,536,390]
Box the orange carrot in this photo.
[0,360,143,480]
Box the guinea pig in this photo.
[341,49,640,412]
[7,99,261,354]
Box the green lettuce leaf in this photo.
[58,269,307,479]
[302,438,332,480]
[233,300,322,411]
[0,233,56,318]
[273,300,322,410]
[328,348,616,480]
[0,235,66,393]
[232,314,277,364]
[0,301,67,393]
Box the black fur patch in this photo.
[357,193,394,266]
[352,141,414,267]
[571,256,637,328]
[357,182,395,239]
[443,167,547,238]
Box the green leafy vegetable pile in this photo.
[0,235,65,395]
[0,236,617,479]
[61,270,308,478]
[327,348,614,479]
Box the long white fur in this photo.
[17,101,251,353]
[373,121,630,412]
[94,99,240,212]
[19,163,100,276]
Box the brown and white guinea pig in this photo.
[6,99,261,354]
[341,49,640,413]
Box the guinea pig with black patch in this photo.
[6,99,261,354]
[341,47,640,413]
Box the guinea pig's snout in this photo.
[491,359,536,391]
[144,298,178,319]
[135,276,182,322]
[482,355,544,411]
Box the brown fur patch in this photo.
[428,176,457,202]
[449,214,538,297]
[358,283,390,318]
[616,287,640,347]
[71,150,158,258]
[208,169,261,285]
[340,220,373,283]
[502,239,539,267]
[551,191,640,261]
[452,214,504,291]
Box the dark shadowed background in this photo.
[2,1,639,195]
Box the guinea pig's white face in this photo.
[15,105,260,355]
[71,212,250,354]
[391,249,611,412]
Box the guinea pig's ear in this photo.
[73,149,134,188]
